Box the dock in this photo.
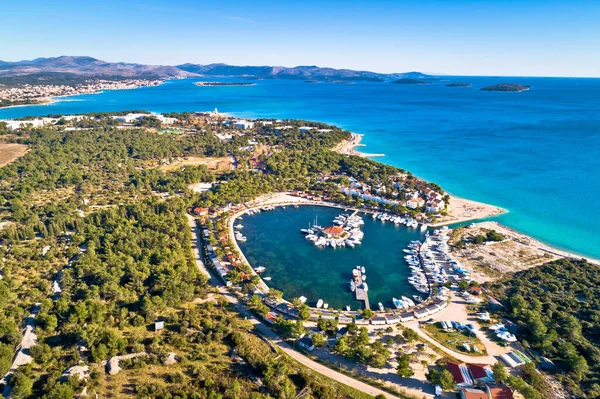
[353,274,370,309]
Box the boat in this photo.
[349,280,356,292]
[346,305,351,311]
[254,266,266,273]
[401,296,415,307]
[263,277,272,281]
[323,303,329,309]
[235,224,244,230]
[378,302,384,312]
[299,296,307,304]
[361,266,366,273]
[345,239,355,248]
[392,297,403,309]
[316,299,324,308]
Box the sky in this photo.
[1,0,600,77]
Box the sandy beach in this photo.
[334,133,385,158]
[430,195,507,226]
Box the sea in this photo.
[237,205,423,309]
[1,76,599,259]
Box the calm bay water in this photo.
[237,206,423,309]
[1,77,599,258]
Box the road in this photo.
[187,214,401,399]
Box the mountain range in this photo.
[0,56,434,82]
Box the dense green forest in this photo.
[488,258,600,398]
[0,114,386,398]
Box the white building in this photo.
[233,120,255,130]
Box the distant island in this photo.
[195,82,256,87]
[481,83,530,92]
[391,78,432,85]
[445,83,472,87]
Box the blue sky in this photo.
[1,0,599,77]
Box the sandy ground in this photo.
[159,156,232,172]
[449,221,598,283]
[431,196,506,226]
[0,143,28,168]
[333,133,385,158]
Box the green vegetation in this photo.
[332,327,390,368]
[0,113,380,398]
[488,258,600,398]
[421,323,487,356]
[481,83,530,92]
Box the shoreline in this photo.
[334,133,385,158]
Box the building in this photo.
[468,364,495,384]
[447,361,474,387]
[399,312,415,322]
[371,316,387,325]
[233,120,255,130]
[193,207,209,216]
[485,384,514,399]
[297,336,315,351]
[385,315,400,324]
[460,388,487,399]
[154,321,165,331]
[299,126,315,132]
[426,200,445,213]
[407,197,425,210]
[338,316,353,324]
[322,225,344,237]
[469,286,483,296]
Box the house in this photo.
[413,308,431,319]
[232,120,254,130]
[469,286,483,296]
[309,313,320,322]
[426,200,445,213]
[338,316,353,324]
[154,321,165,331]
[193,207,209,216]
[371,316,387,325]
[407,197,425,210]
[297,336,315,351]
[399,312,415,322]
[447,361,474,387]
[299,126,315,132]
[485,384,514,399]
[460,388,487,399]
[264,312,279,324]
[385,315,400,324]
[468,364,495,384]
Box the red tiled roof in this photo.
[468,363,491,380]
[460,388,487,399]
[447,361,467,384]
[487,385,514,399]
[323,226,344,235]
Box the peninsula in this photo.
[0,109,592,399]
[195,81,256,87]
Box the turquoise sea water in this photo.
[1,77,599,258]
[237,206,424,309]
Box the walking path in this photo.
[1,304,41,397]
[187,214,401,399]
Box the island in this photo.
[481,83,530,92]
[194,82,256,87]
[391,78,432,85]
[445,83,472,87]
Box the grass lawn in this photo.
[422,323,488,356]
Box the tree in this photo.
[439,369,456,391]
[492,362,508,383]
[311,333,326,347]
[403,328,419,342]
[11,372,33,399]
[396,354,413,377]
[298,304,310,320]
[426,368,440,384]
[362,308,374,319]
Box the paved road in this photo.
[187,214,401,399]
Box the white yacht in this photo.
[316,299,324,308]
[378,302,384,312]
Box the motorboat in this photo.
[316,299,324,308]
[378,302,384,312]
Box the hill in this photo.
[0,56,195,79]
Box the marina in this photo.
[237,205,423,309]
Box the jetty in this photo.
[352,266,370,309]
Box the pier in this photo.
[353,272,370,309]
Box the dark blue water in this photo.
[1,77,599,258]
[238,206,423,309]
